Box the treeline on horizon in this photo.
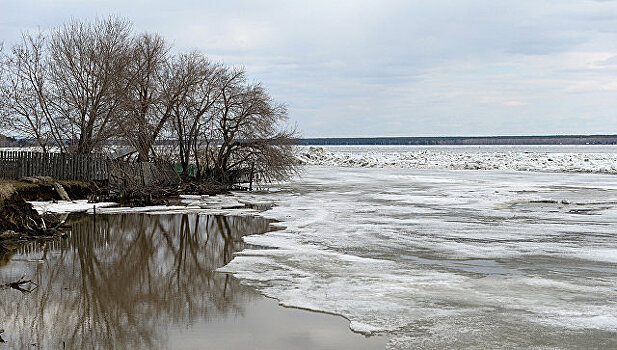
[0,17,298,182]
[5,134,617,147]
[298,135,617,146]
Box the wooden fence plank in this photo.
[0,151,110,181]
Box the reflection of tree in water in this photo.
[0,214,272,349]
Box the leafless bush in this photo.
[204,69,299,182]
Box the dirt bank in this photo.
[1,177,99,202]
[0,178,99,253]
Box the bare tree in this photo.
[1,17,299,186]
[0,41,6,131]
[206,68,299,183]
[47,17,132,154]
[0,33,65,151]
[116,33,169,161]
[167,53,224,178]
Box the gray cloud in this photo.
[1,0,617,136]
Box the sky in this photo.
[1,0,617,137]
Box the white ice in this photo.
[28,196,258,217]
[297,146,617,174]
[221,165,617,348]
[29,200,118,214]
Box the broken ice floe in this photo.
[297,146,617,174]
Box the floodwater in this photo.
[3,144,616,349]
[0,213,386,349]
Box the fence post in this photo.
[18,151,23,178]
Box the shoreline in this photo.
[0,175,233,254]
[297,145,617,173]
[0,178,99,254]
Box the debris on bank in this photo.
[0,177,97,253]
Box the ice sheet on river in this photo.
[28,196,258,216]
[297,146,617,174]
[29,200,117,214]
[221,167,617,349]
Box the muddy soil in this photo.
[0,178,97,253]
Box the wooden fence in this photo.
[0,151,109,181]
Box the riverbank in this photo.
[0,178,100,254]
[0,176,232,253]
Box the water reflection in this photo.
[0,214,272,349]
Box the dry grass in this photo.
[0,183,16,202]
[0,179,45,202]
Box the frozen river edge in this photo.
[297,146,617,174]
[24,149,617,349]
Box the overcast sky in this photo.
[2,0,617,137]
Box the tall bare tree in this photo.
[47,17,132,154]
[167,53,224,178]
[0,33,65,152]
[0,41,6,131]
[116,33,169,161]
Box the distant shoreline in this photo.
[298,135,617,146]
[4,134,617,148]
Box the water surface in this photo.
[0,213,385,349]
